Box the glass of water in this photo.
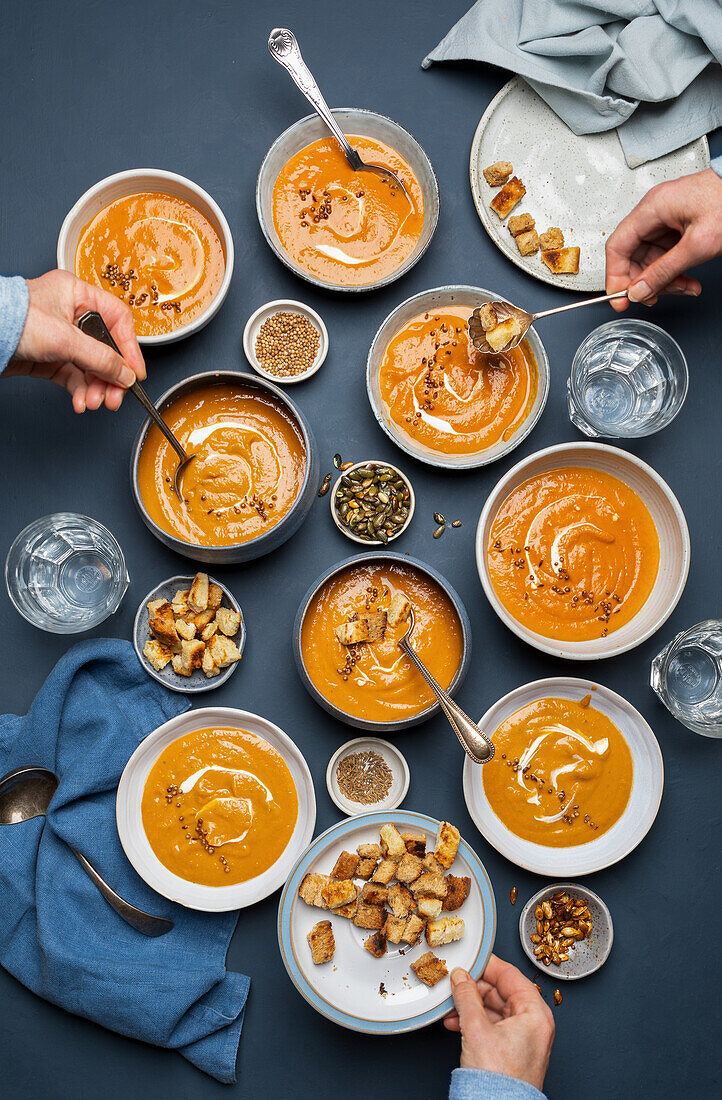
[5,513,129,633]
[651,620,722,738]
[567,319,688,438]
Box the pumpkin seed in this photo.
[339,460,354,471]
[433,512,446,525]
[433,524,445,539]
[333,453,343,468]
[452,519,462,528]
[318,473,331,497]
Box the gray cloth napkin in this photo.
[422,0,722,166]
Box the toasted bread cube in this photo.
[188,572,209,613]
[516,229,540,256]
[411,873,448,900]
[402,832,426,858]
[357,843,382,860]
[363,610,387,643]
[380,824,406,862]
[383,914,407,944]
[508,212,535,238]
[171,654,188,677]
[426,916,465,947]
[443,875,472,912]
[539,227,564,251]
[353,902,385,930]
[331,850,360,880]
[201,647,218,679]
[364,931,387,958]
[185,609,215,631]
[486,316,522,353]
[216,606,241,637]
[298,873,331,908]
[423,853,445,876]
[207,582,224,610]
[335,619,369,646]
[335,899,359,920]
[387,592,411,627]
[360,882,388,906]
[307,920,335,964]
[207,634,241,669]
[180,639,205,675]
[356,857,378,880]
[483,160,513,187]
[402,914,426,946]
[372,859,397,884]
[201,621,218,642]
[490,176,525,219]
[321,879,358,910]
[176,618,197,641]
[478,302,498,332]
[411,951,448,987]
[542,246,580,274]
[149,600,180,650]
[395,852,424,884]
[143,639,174,671]
[417,897,443,921]
[171,589,190,616]
[388,882,415,919]
[435,822,460,869]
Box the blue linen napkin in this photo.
[0,639,250,1084]
[422,0,722,167]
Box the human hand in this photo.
[444,955,555,1092]
[606,168,722,311]
[6,270,146,412]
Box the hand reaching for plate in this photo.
[606,167,722,310]
[445,954,555,1092]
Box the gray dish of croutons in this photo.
[133,572,245,693]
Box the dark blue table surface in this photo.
[1,3,721,1098]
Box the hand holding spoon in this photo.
[469,290,629,354]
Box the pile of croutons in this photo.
[143,571,242,680]
[302,821,470,989]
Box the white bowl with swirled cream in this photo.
[475,443,690,660]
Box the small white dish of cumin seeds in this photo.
[326,737,409,817]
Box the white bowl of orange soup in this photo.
[57,168,234,345]
[475,443,690,660]
[116,707,316,911]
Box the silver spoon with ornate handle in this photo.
[398,613,494,765]
[76,310,194,500]
[0,766,173,937]
[469,290,629,354]
[268,28,411,202]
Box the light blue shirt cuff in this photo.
[0,276,29,373]
[450,1068,548,1100]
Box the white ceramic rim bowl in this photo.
[255,107,440,293]
[242,298,329,384]
[57,168,234,346]
[463,677,664,877]
[366,285,550,470]
[325,737,410,816]
[519,882,614,980]
[330,459,415,545]
[116,706,316,911]
[475,441,690,659]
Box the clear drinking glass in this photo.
[5,513,130,633]
[567,319,688,438]
[650,620,722,738]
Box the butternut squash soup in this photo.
[483,696,633,847]
[300,561,464,722]
[75,191,225,337]
[487,467,659,642]
[379,307,538,457]
[272,136,424,287]
[141,726,298,886]
[137,381,307,547]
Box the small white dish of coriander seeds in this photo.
[243,299,328,384]
[326,737,409,817]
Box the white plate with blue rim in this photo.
[277,810,496,1033]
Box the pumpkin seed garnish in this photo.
[339,461,354,471]
[433,512,446,525]
[333,461,412,543]
[318,472,332,497]
[433,524,446,539]
[452,519,462,528]
[333,453,343,468]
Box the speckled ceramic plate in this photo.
[519,883,613,980]
[470,78,709,292]
[277,811,496,1033]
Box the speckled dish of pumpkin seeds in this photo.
[331,460,415,545]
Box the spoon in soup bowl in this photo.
[468,289,629,355]
[397,612,495,765]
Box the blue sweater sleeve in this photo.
[0,276,29,373]
[449,1068,548,1100]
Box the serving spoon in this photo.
[268,28,411,203]
[398,612,494,765]
[468,290,629,354]
[77,310,195,500]
[0,766,173,937]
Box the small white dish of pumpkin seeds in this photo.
[330,459,415,545]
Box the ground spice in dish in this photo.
[255,310,320,378]
[336,749,393,805]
